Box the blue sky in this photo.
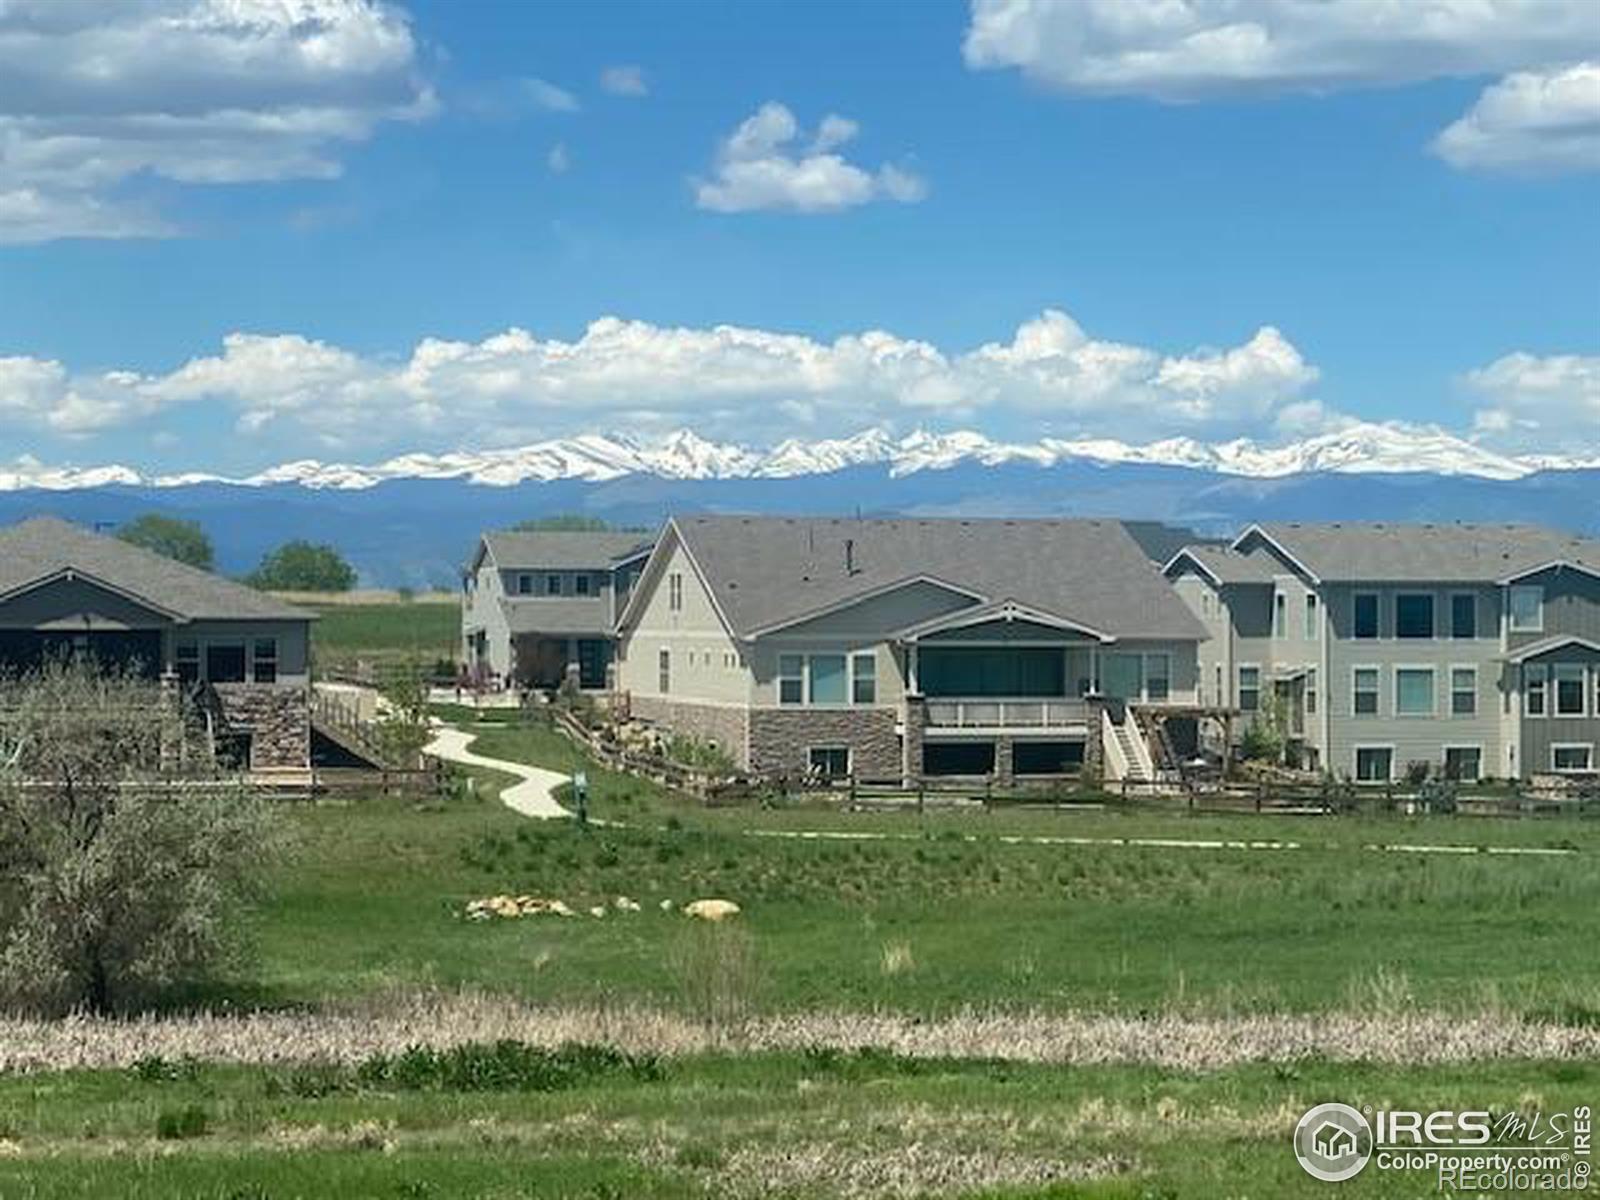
[0,0,1596,474]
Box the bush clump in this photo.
[354,1040,663,1093]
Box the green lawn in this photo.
[245,715,1600,1019]
[0,1053,1592,1198]
[310,601,459,671]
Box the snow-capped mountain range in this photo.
[2,423,1597,493]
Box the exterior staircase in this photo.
[1100,701,1155,785]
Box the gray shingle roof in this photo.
[483,531,653,571]
[672,516,1207,642]
[0,516,312,622]
[1170,544,1280,585]
[501,597,615,636]
[1251,522,1600,583]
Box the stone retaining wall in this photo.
[629,696,751,769]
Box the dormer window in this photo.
[1510,585,1544,633]
[575,574,591,596]
[546,574,563,596]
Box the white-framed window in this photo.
[1510,585,1544,633]
[1450,593,1477,639]
[516,573,534,595]
[546,573,563,596]
[1305,593,1318,640]
[1237,665,1260,712]
[1305,667,1318,715]
[1354,746,1394,783]
[1450,666,1477,716]
[668,572,683,612]
[1555,664,1588,716]
[657,648,670,694]
[1273,591,1287,638]
[1354,592,1380,639]
[1551,744,1594,773]
[1353,666,1380,716]
[1443,746,1482,783]
[1395,593,1435,639]
[575,574,591,596]
[252,637,278,684]
[851,652,877,705]
[808,746,851,779]
[1526,663,1547,717]
[1395,667,1435,716]
[1146,653,1171,702]
[778,654,804,705]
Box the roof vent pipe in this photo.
[845,538,856,575]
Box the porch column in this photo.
[906,641,920,695]
[565,637,581,690]
[1089,644,1100,693]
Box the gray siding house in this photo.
[615,516,1209,783]
[0,516,315,773]
[1166,522,1600,783]
[462,530,652,690]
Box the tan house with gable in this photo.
[615,515,1211,784]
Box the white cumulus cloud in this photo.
[1467,351,1600,452]
[1434,62,1600,174]
[0,0,434,243]
[524,77,580,113]
[0,311,1327,453]
[694,102,927,213]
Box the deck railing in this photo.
[922,698,1088,729]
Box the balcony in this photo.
[922,697,1089,731]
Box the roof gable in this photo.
[480,530,654,571]
[1245,521,1600,584]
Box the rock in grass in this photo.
[684,899,740,922]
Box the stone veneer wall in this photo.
[213,683,310,770]
[747,708,900,780]
[630,695,751,769]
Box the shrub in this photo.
[354,1041,662,1092]
[668,921,763,1042]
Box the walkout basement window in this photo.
[1237,665,1260,712]
[1552,744,1594,773]
[922,740,996,777]
[1451,593,1477,639]
[808,655,848,705]
[1395,668,1435,716]
[1443,747,1482,783]
[1354,593,1379,639]
[1013,740,1085,776]
[1451,667,1477,716]
[175,640,200,685]
[1355,746,1393,783]
[1353,668,1379,715]
[1395,593,1435,639]
[851,653,877,705]
[1526,663,1547,716]
[1510,585,1544,633]
[253,638,278,684]
[807,746,850,780]
[1555,664,1588,716]
[657,649,670,695]
[778,655,804,705]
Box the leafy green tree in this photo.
[0,661,280,1014]
[247,540,357,592]
[117,513,214,571]
[512,514,614,532]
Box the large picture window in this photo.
[807,655,848,705]
[1395,667,1434,716]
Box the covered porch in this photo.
[512,633,613,691]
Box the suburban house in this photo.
[0,515,315,773]
[1165,521,1600,783]
[462,530,653,690]
[614,515,1213,784]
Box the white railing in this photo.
[923,698,1088,729]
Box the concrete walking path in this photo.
[423,725,572,820]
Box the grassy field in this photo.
[309,600,459,672]
[1,1053,1592,1198]
[236,714,1600,1019]
[11,711,1600,1196]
